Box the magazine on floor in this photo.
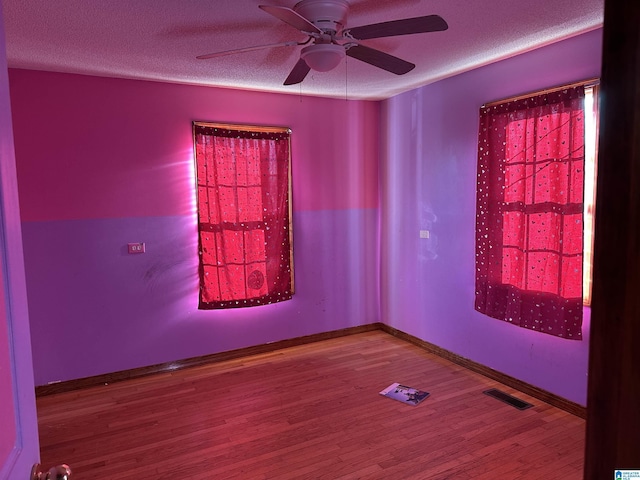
[379,382,430,406]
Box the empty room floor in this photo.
[36,331,585,479]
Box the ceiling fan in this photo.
[196,0,448,85]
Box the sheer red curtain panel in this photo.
[194,123,294,309]
[475,87,585,339]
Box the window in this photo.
[193,123,294,309]
[475,84,595,339]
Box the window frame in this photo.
[480,79,599,308]
[192,121,295,309]
[582,85,599,306]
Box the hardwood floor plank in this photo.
[36,331,584,479]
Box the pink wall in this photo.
[380,29,602,406]
[14,73,379,221]
[10,70,380,385]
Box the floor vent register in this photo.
[483,388,533,410]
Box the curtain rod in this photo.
[193,121,291,134]
[482,77,600,108]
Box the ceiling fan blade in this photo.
[344,15,448,40]
[284,58,311,85]
[259,5,322,34]
[346,44,415,75]
[196,41,300,60]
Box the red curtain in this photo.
[194,125,293,309]
[475,87,585,339]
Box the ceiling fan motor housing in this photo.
[294,0,349,33]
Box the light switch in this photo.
[419,230,430,239]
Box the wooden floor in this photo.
[36,331,585,479]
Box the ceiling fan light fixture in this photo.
[301,44,345,72]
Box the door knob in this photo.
[30,463,72,480]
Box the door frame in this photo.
[0,5,40,478]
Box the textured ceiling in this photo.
[2,0,604,100]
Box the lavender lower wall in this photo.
[22,209,378,385]
[380,29,602,406]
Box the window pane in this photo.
[526,251,560,294]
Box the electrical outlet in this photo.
[127,242,145,254]
[419,230,430,239]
